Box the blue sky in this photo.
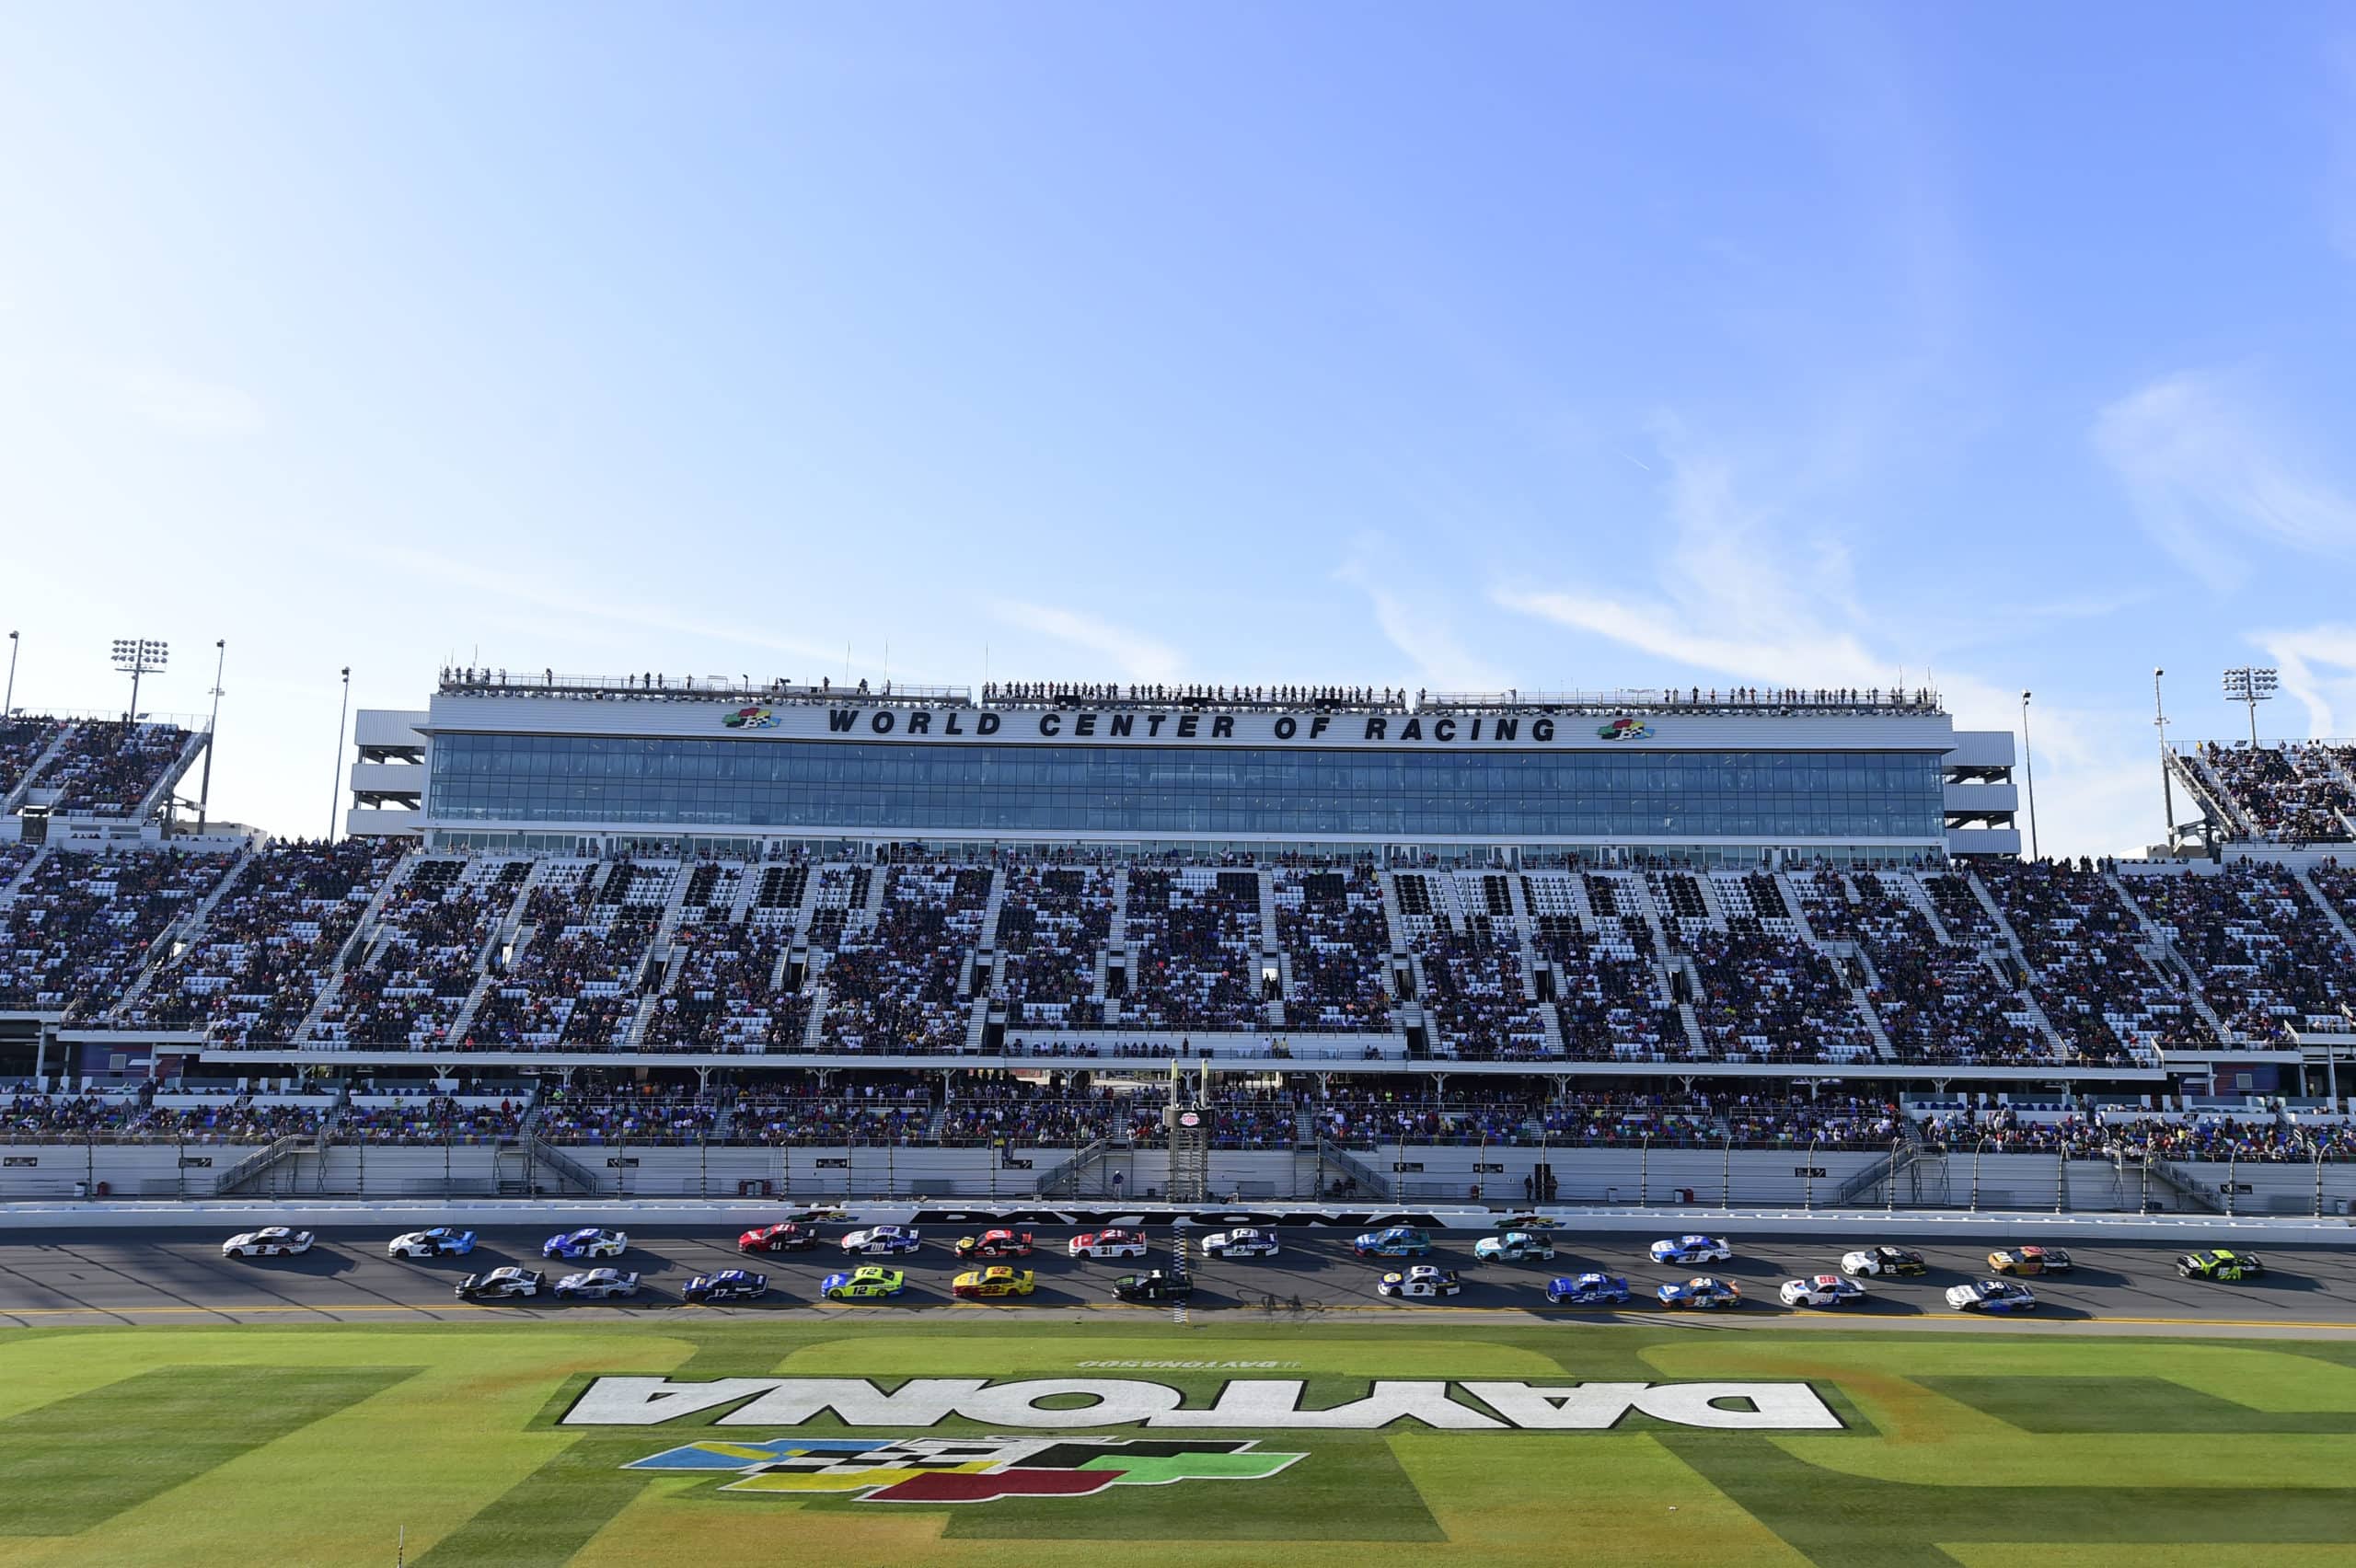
[6,3,2356,852]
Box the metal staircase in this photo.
[1,723,75,813]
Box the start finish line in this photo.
[562,1377,1845,1432]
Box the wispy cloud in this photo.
[2092,369,2356,590]
[1492,427,2158,856]
[988,600,1184,684]
[1336,540,1510,693]
[107,366,267,436]
[2251,622,2356,738]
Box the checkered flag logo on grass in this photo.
[625,1435,1303,1504]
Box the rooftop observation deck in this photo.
[436,667,1948,721]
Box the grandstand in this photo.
[6,666,2356,1209]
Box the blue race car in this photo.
[541,1228,629,1261]
[1648,1234,1732,1265]
[683,1269,769,1304]
[1545,1273,1632,1307]
[1946,1278,2038,1313]
[1352,1227,1432,1258]
[387,1227,477,1260]
[1656,1276,1743,1310]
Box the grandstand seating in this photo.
[1273,864,1392,1032]
[0,718,67,802]
[468,859,674,1048]
[112,839,405,1043]
[1398,870,1550,1058]
[33,721,191,817]
[995,864,1114,1032]
[0,847,239,1018]
[2192,742,2356,843]
[1121,867,1264,1033]
[2118,862,2356,1043]
[822,863,990,1051]
[1795,869,2049,1066]
[310,858,530,1047]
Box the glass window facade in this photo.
[426,733,1946,843]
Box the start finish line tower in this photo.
[1165,1060,1212,1204]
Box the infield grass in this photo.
[0,1316,2351,1566]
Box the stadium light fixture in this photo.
[2220,665,2278,747]
[4,630,16,717]
[2019,690,2038,862]
[110,638,167,721]
[329,666,350,841]
[2154,668,2177,851]
[197,640,225,836]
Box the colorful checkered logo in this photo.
[721,706,777,730]
[1596,717,1651,740]
[625,1435,1303,1504]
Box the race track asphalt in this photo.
[3,1224,2352,1335]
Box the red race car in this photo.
[954,1228,1035,1260]
[737,1223,822,1254]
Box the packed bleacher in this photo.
[1686,928,1877,1064]
[1273,864,1392,1032]
[1975,859,2203,1063]
[311,857,528,1047]
[821,863,990,1051]
[467,859,672,1048]
[1795,869,2050,1066]
[336,1095,524,1144]
[0,847,240,1017]
[112,838,404,1043]
[0,717,67,801]
[35,720,191,817]
[2194,742,2355,843]
[1121,867,1265,1032]
[994,864,1114,1032]
[2121,862,2356,1041]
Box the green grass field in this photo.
[5,1316,2356,1566]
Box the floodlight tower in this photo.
[2019,690,2039,861]
[110,638,168,721]
[2221,666,2278,747]
[2154,668,2177,850]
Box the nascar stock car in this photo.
[386,1227,477,1260]
[1841,1245,1927,1277]
[221,1228,315,1259]
[1648,1234,1733,1265]
[1779,1274,1869,1309]
[1988,1246,2073,1276]
[1199,1228,1279,1259]
[820,1266,906,1301]
[683,1269,770,1304]
[953,1266,1037,1299]
[1947,1278,2038,1313]
[840,1226,922,1257]
[1068,1228,1149,1260]
[1656,1276,1743,1310]
[541,1228,628,1261]
[1473,1231,1555,1262]
[953,1228,1034,1260]
[1352,1227,1432,1259]
[737,1223,822,1254]
[553,1268,641,1300]
[2178,1249,2266,1281]
[1545,1273,1632,1307]
[1114,1269,1195,1304]
[1377,1264,1462,1299]
[455,1267,544,1300]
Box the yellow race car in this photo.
[1988,1246,2073,1277]
[952,1265,1037,1299]
[819,1265,906,1301]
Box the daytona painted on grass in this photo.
[1,1319,2354,1565]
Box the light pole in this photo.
[4,630,17,716]
[110,638,168,722]
[2154,667,2176,852]
[2019,689,2039,861]
[328,666,350,842]
[197,640,225,835]
[2221,666,2278,748]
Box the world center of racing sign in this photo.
[565,1376,1845,1431]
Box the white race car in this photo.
[839,1226,921,1256]
[1840,1246,1927,1277]
[1068,1229,1149,1260]
[222,1227,315,1259]
[387,1227,477,1260]
[1200,1228,1279,1259]
[1779,1274,1869,1309]
[553,1268,641,1300]
[1473,1231,1556,1262]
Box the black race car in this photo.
[1113,1270,1195,1304]
[2177,1249,2265,1282]
[455,1267,545,1301]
